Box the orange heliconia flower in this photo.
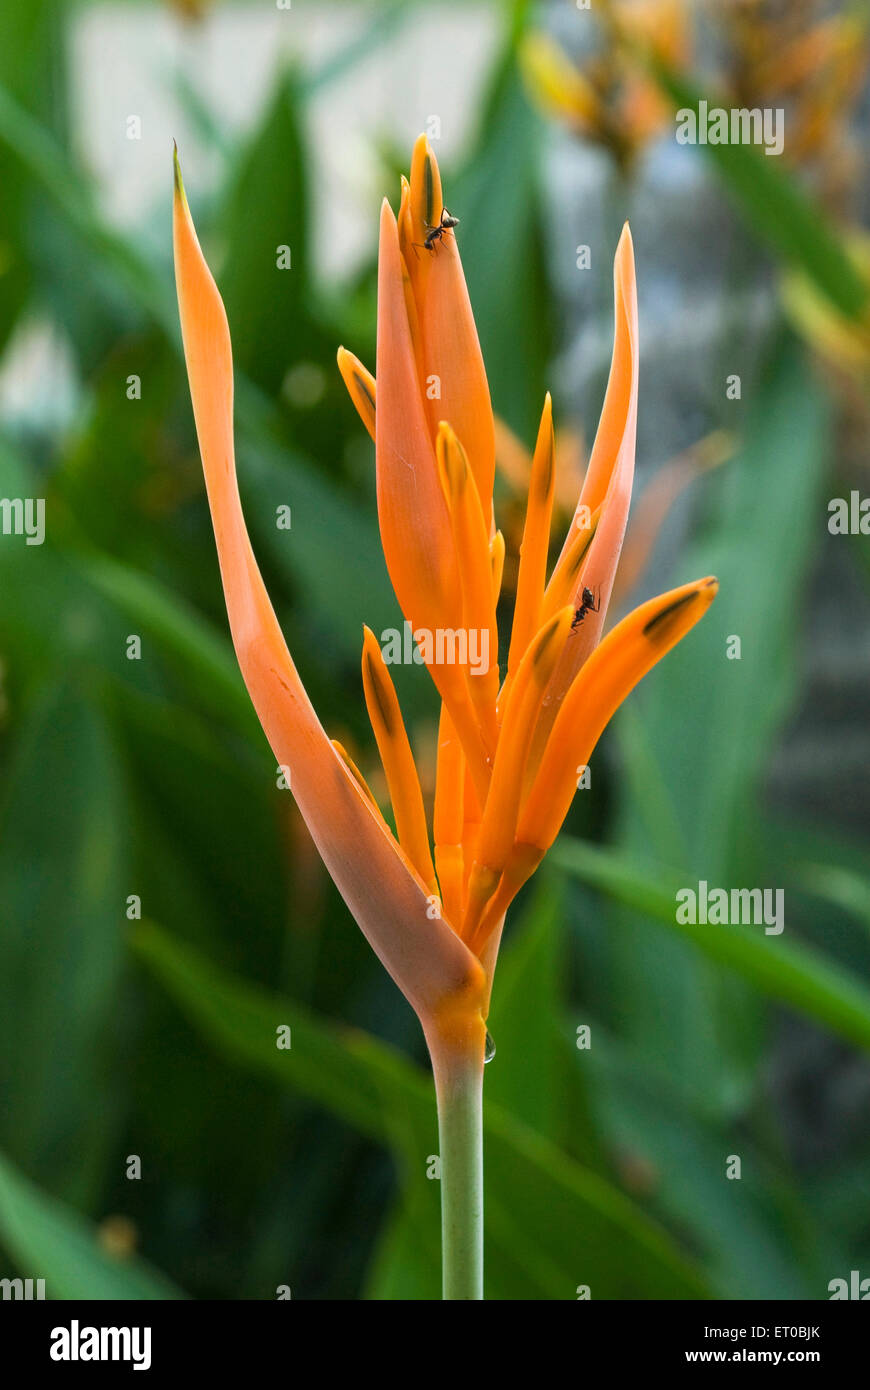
[173,134,716,1067]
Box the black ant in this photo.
[412,207,460,257]
[571,585,600,630]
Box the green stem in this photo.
[432,1040,484,1300]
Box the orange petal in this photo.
[331,739,386,823]
[540,503,601,624]
[408,134,496,526]
[436,422,500,751]
[336,346,376,441]
[436,423,498,665]
[463,607,573,941]
[506,393,555,679]
[489,528,505,605]
[434,703,465,929]
[173,150,484,1025]
[479,605,573,871]
[376,200,491,794]
[519,578,719,854]
[467,577,717,955]
[376,198,461,641]
[361,626,439,897]
[532,224,639,759]
[576,224,638,518]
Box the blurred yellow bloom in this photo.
[520,0,690,162]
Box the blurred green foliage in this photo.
[0,0,869,1300]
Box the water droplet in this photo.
[484,1030,496,1064]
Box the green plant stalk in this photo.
[431,1039,484,1300]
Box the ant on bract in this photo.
[571,585,600,631]
[412,207,460,257]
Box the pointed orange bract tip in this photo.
[375,198,461,641]
[337,346,376,441]
[172,142,191,219]
[519,577,718,855]
[405,136,496,521]
[409,132,443,243]
[397,174,414,265]
[531,225,639,756]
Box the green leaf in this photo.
[586,1037,822,1298]
[218,69,312,393]
[304,0,415,95]
[0,682,127,1205]
[800,862,870,937]
[363,1185,442,1301]
[238,433,404,662]
[72,549,259,740]
[0,3,54,351]
[132,920,710,1299]
[484,879,563,1136]
[0,1150,184,1300]
[552,837,870,1055]
[611,336,830,1105]
[0,81,174,338]
[629,337,829,876]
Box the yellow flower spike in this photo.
[408,135,496,526]
[519,577,719,856]
[540,502,602,623]
[506,393,555,682]
[434,705,465,929]
[361,626,439,898]
[173,148,483,1036]
[436,422,501,753]
[462,605,574,943]
[519,31,602,129]
[336,346,376,441]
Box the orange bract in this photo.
[174,134,717,1045]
